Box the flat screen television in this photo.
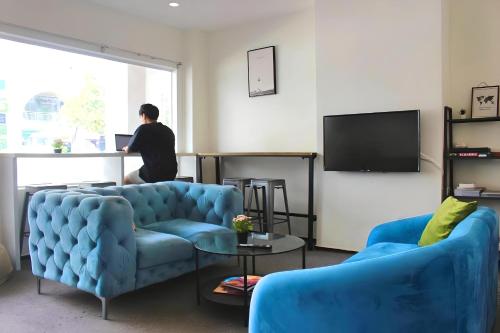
[323,110,420,172]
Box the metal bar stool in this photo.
[222,178,266,230]
[248,178,291,234]
[20,184,68,257]
[222,177,252,212]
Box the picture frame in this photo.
[471,85,499,119]
[247,46,276,97]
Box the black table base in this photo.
[195,245,306,327]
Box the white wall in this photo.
[208,9,317,152]
[206,9,317,237]
[315,0,444,250]
[182,30,211,153]
[447,0,500,213]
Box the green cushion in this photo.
[418,196,477,246]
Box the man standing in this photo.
[123,103,177,184]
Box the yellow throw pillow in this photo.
[418,196,477,246]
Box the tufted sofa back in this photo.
[84,181,243,229]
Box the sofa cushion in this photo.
[142,219,231,243]
[134,228,193,269]
[418,196,477,246]
[343,242,418,264]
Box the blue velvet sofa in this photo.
[249,207,498,333]
[28,181,242,319]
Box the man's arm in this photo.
[126,126,143,153]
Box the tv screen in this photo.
[323,110,420,172]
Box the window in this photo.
[0,38,175,153]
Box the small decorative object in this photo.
[247,46,276,97]
[232,215,253,244]
[52,138,64,153]
[471,85,499,119]
[459,109,467,119]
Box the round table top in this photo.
[194,231,305,257]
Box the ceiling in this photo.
[84,0,314,31]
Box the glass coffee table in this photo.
[194,231,306,325]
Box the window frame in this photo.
[0,23,180,149]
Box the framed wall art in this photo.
[471,85,499,119]
[247,46,276,97]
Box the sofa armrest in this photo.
[28,191,137,298]
[366,213,432,246]
[249,246,456,333]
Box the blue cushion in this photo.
[343,242,418,264]
[134,228,193,269]
[143,218,232,243]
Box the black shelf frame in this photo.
[451,117,500,124]
[455,195,500,200]
[447,155,500,160]
[443,106,500,201]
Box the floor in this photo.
[0,249,351,333]
[2,250,499,333]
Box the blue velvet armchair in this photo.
[249,207,498,333]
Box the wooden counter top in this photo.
[197,152,317,158]
[0,152,197,158]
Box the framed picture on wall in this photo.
[471,85,499,118]
[247,46,276,97]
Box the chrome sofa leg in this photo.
[37,277,41,295]
[99,297,109,320]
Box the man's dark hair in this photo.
[139,104,159,120]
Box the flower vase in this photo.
[237,232,248,244]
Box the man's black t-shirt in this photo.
[127,122,177,183]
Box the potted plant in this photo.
[52,139,64,153]
[232,215,253,244]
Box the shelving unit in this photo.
[442,106,500,201]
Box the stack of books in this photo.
[213,275,262,295]
[454,184,485,197]
[449,147,491,158]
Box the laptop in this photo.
[115,134,133,151]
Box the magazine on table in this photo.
[213,275,262,295]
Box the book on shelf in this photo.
[454,187,485,197]
[457,183,477,189]
[451,147,491,153]
[449,152,491,158]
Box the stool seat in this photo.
[175,176,194,183]
[250,179,286,186]
[78,181,116,188]
[25,183,67,194]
